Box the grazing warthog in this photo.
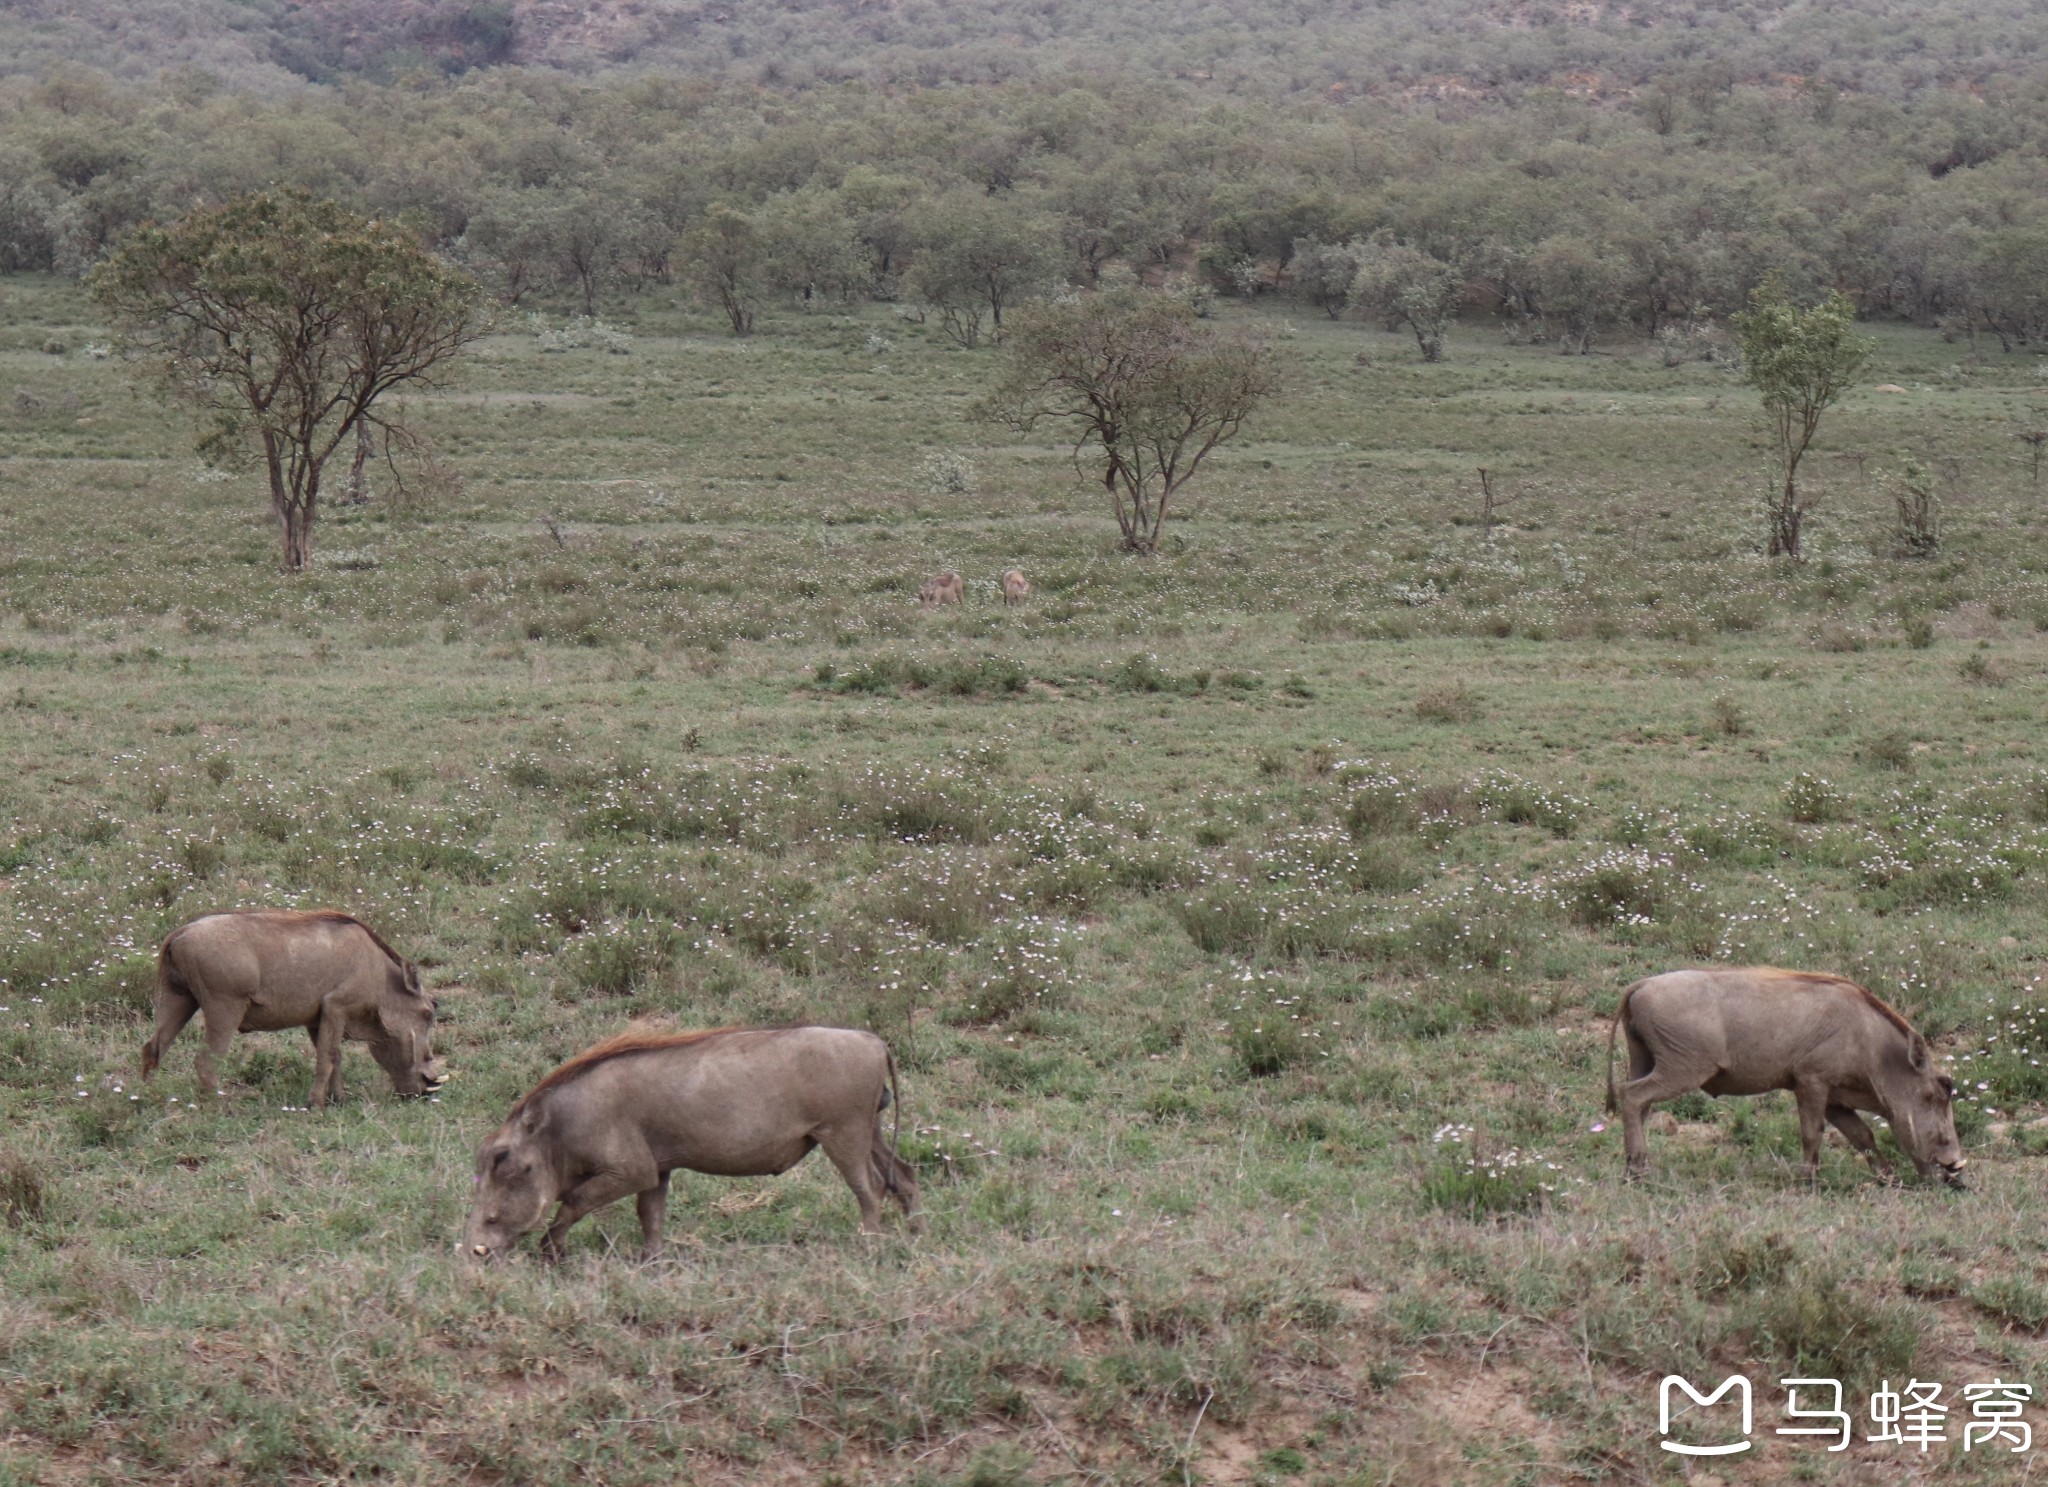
[465,1025,922,1262]
[142,911,445,1107]
[917,570,964,607]
[1607,966,1965,1185]
[1001,569,1031,605]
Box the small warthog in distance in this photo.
[1001,568,1031,605]
[142,910,445,1107]
[1607,966,1965,1186]
[465,1025,922,1263]
[917,570,964,607]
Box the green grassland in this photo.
[4,273,2048,1484]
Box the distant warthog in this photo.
[1001,569,1031,605]
[917,570,964,607]
[142,910,445,1107]
[1607,966,1964,1185]
[465,1025,921,1262]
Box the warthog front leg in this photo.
[311,1008,348,1108]
[538,1170,651,1262]
[635,1173,670,1261]
[1793,1079,1835,1180]
[1825,1105,1895,1180]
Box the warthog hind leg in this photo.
[817,1123,889,1233]
[141,984,199,1079]
[1618,1059,1717,1178]
[867,1124,924,1233]
[196,1007,241,1100]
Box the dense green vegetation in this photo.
[2,269,2047,1481]
[2,8,2047,357]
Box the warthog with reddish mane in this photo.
[1001,569,1031,605]
[1607,966,1964,1185]
[142,910,445,1106]
[465,1025,922,1262]
[918,570,964,607]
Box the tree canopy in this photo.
[89,190,485,571]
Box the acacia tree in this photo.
[906,191,1064,348]
[682,204,765,335]
[1733,276,1871,559]
[90,190,484,572]
[1348,240,1464,361]
[981,290,1282,554]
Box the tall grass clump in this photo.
[1420,1126,1553,1219]
[1784,772,1849,823]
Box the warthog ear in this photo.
[1908,1032,1931,1071]
[404,961,423,995]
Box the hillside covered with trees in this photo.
[5,0,2048,96]
[2,15,2046,355]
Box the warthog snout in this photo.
[1942,1157,1968,1187]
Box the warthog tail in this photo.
[141,935,184,1078]
[1606,980,1645,1114]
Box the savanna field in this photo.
[6,274,2048,1485]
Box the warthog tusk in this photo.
[472,1245,489,1256]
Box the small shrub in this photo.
[0,1151,45,1227]
[1414,684,1478,723]
[1114,654,1170,693]
[914,449,977,497]
[1971,1278,2048,1333]
[1391,901,1530,972]
[1959,651,2007,686]
[1563,850,1674,928]
[563,919,678,997]
[1229,1015,1314,1077]
[1783,773,1848,824]
[956,919,1078,1023]
[1750,1271,1920,1385]
[1863,731,1915,771]
[1710,695,1745,737]
[1173,891,1266,956]
[1474,772,1583,836]
[1902,614,1935,649]
[1693,1229,1797,1293]
[1887,456,1940,557]
[1340,771,1419,837]
[179,835,225,880]
[1420,1132,1549,1219]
